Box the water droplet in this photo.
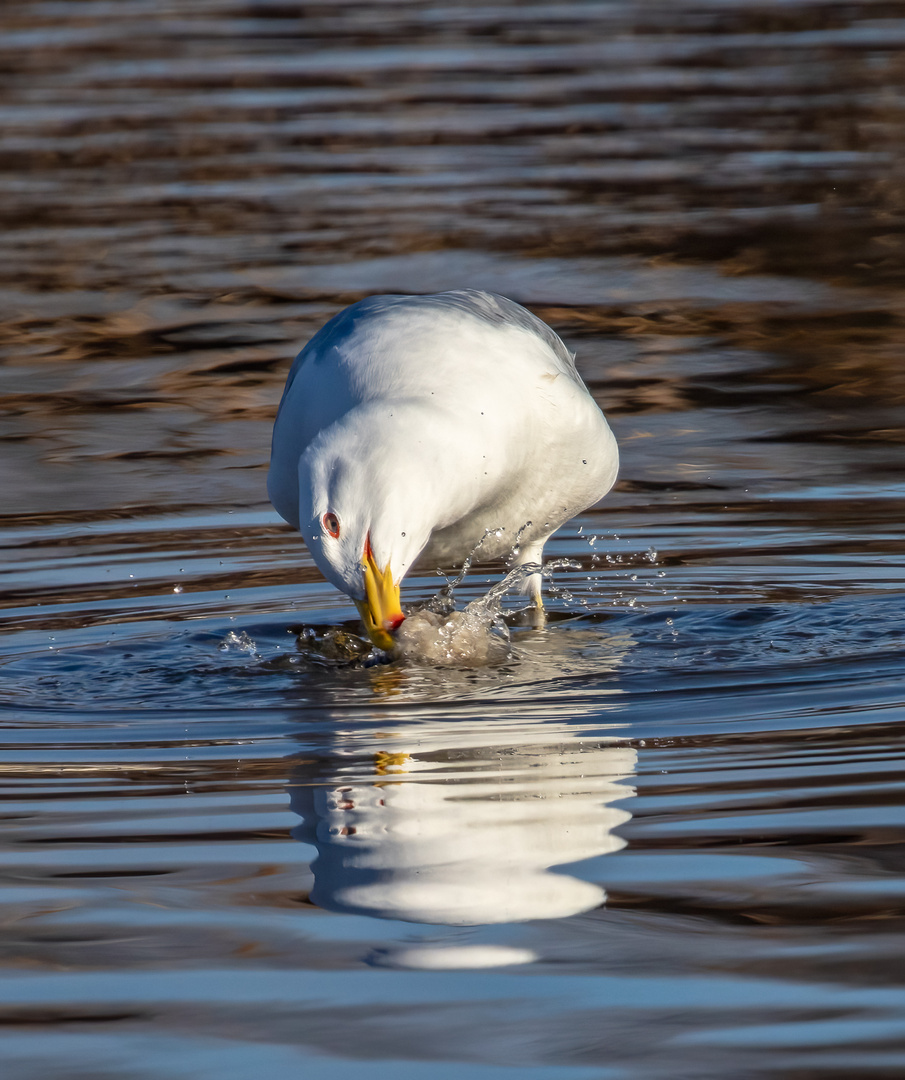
[220,630,257,653]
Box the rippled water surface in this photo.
[3,2,905,1077]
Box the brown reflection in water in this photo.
[3,295,904,518]
[1,0,905,525]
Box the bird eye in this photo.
[322,511,341,539]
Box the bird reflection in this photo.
[288,725,635,927]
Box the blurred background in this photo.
[2,0,904,519]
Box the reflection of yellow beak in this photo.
[355,541,404,651]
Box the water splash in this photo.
[467,561,541,614]
[390,547,632,667]
[505,519,534,563]
[394,563,542,668]
[289,627,374,667]
[433,523,508,603]
[277,542,665,672]
[219,630,258,655]
[392,606,511,667]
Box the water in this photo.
[3,1,905,1076]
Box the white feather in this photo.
[268,290,619,601]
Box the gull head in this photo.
[296,415,434,651]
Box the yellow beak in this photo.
[355,540,404,651]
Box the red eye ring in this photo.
[322,511,341,539]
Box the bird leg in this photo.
[513,540,547,626]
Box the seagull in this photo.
[268,290,619,650]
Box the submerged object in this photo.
[268,289,618,649]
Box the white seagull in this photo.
[268,290,619,650]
